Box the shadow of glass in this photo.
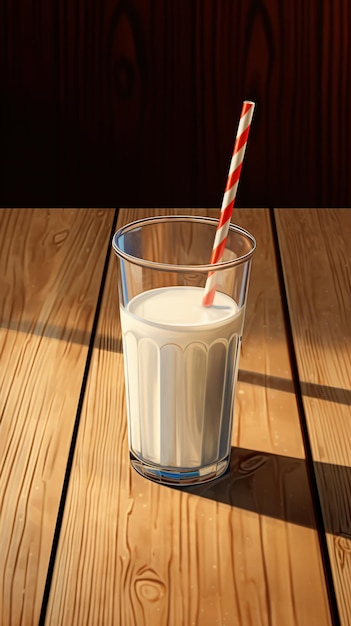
[314,461,351,538]
[177,446,351,537]
[180,447,316,529]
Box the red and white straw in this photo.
[202,100,255,306]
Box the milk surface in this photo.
[120,286,244,471]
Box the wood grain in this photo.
[1,1,351,207]
[275,208,351,626]
[46,209,332,625]
[0,208,115,626]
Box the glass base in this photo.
[130,453,230,486]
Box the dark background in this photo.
[1,0,350,208]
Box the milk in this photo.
[120,286,244,477]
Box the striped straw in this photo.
[202,100,255,306]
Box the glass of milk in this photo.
[112,215,256,485]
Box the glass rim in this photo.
[112,214,256,272]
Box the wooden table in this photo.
[0,208,350,626]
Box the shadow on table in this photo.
[0,318,124,354]
[180,446,351,537]
[239,369,351,406]
[3,318,350,536]
[2,319,350,406]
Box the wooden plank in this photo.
[46,209,332,625]
[275,208,351,626]
[0,208,115,626]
